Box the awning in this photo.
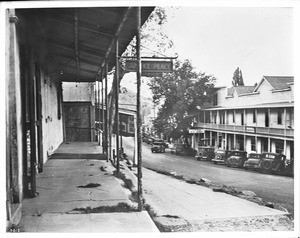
[16,7,155,82]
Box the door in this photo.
[64,102,92,141]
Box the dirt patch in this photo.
[77,183,101,188]
[68,202,137,214]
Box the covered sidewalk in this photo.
[18,156,158,232]
[6,5,154,230]
[50,142,107,160]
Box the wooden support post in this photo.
[105,62,109,159]
[136,7,143,211]
[115,37,120,177]
[98,77,101,146]
[101,73,104,153]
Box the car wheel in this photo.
[198,152,204,160]
[227,157,235,167]
[261,160,272,171]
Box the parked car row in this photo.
[170,143,196,156]
[196,147,293,176]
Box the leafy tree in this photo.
[232,67,244,86]
[148,59,216,140]
[123,7,174,57]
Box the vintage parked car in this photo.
[226,151,248,167]
[146,137,155,144]
[244,153,263,170]
[195,146,215,161]
[259,152,286,174]
[152,139,169,148]
[171,143,196,156]
[151,142,165,153]
[212,149,232,164]
[284,158,294,177]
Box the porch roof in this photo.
[16,7,154,82]
[204,101,294,111]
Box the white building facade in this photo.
[191,76,294,161]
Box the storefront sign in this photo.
[125,60,173,73]
[189,129,205,134]
[245,126,256,133]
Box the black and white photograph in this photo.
[1,0,299,237]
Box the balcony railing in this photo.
[197,122,294,138]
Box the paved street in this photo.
[122,137,294,216]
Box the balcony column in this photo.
[284,108,287,136]
[255,136,258,153]
[210,131,212,146]
[283,139,287,156]
[225,133,228,150]
[210,111,213,123]
[233,134,236,150]
[268,137,271,152]
[217,110,220,124]
[244,135,246,151]
[244,109,246,126]
[203,110,206,123]
[225,110,227,124]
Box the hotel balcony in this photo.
[196,122,294,138]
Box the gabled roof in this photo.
[227,87,234,97]
[235,86,256,95]
[227,86,256,97]
[254,76,294,92]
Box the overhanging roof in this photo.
[204,101,294,111]
[16,7,154,82]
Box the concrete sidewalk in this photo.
[142,168,288,221]
[18,159,158,232]
[50,142,107,160]
[140,168,292,231]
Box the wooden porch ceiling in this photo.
[17,7,154,82]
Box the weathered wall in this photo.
[6,9,24,203]
[41,73,64,161]
[62,82,95,102]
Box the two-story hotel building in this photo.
[191,76,294,161]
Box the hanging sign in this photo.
[125,60,173,74]
[188,129,205,134]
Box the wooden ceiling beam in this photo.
[98,7,134,76]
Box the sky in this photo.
[121,5,294,97]
[163,7,294,87]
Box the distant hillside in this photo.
[119,87,153,122]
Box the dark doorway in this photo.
[64,102,92,141]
